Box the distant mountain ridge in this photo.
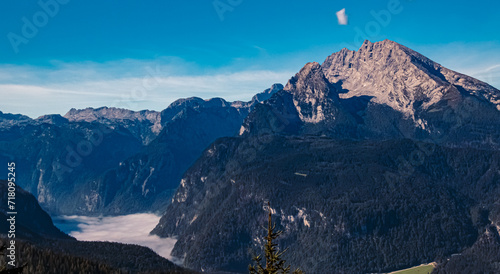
[0,111,33,128]
[64,107,161,123]
[93,84,283,215]
[64,107,162,145]
[2,39,500,272]
[0,84,283,215]
[151,40,500,272]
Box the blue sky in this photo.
[1,0,499,117]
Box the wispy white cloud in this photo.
[1,42,498,118]
[336,8,348,25]
[54,214,182,265]
[0,60,293,118]
[466,64,500,88]
[405,41,500,89]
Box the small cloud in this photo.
[336,8,348,25]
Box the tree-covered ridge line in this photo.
[153,136,500,273]
[0,238,196,274]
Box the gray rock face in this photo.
[241,40,500,149]
[0,84,281,215]
[322,39,500,116]
[251,83,284,103]
[284,62,343,123]
[64,107,162,145]
[0,111,33,128]
[151,40,500,272]
[64,107,160,123]
[94,85,283,215]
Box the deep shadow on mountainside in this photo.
[152,40,500,273]
[0,180,195,273]
[151,136,500,273]
[2,38,500,272]
[240,40,500,148]
[0,84,282,215]
[0,180,71,240]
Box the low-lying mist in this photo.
[53,213,181,264]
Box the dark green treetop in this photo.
[249,202,304,274]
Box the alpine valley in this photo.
[2,40,500,273]
[0,84,282,215]
[151,40,500,273]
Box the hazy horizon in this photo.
[1,1,499,118]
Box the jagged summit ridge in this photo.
[283,62,342,123]
[321,39,500,116]
[0,83,284,215]
[251,83,284,103]
[240,40,500,147]
[64,107,163,144]
[64,106,161,123]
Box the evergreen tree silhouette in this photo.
[249,202,304,274]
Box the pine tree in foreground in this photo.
[249,202,304,274]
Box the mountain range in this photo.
[2,39,500,273]
[0,84,282,215]
[240,40,500,148]
[151,40,500,273]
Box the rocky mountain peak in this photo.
[322,39,500,118]
[0,110,32,128]
[284,62,324,93]
[251,83,284,103]
[282,62,343,124]
[35,114,69,125]
[269,83,285,91]
[64,107,160,123]
[240,40,500,147]
[64,107,162,144]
